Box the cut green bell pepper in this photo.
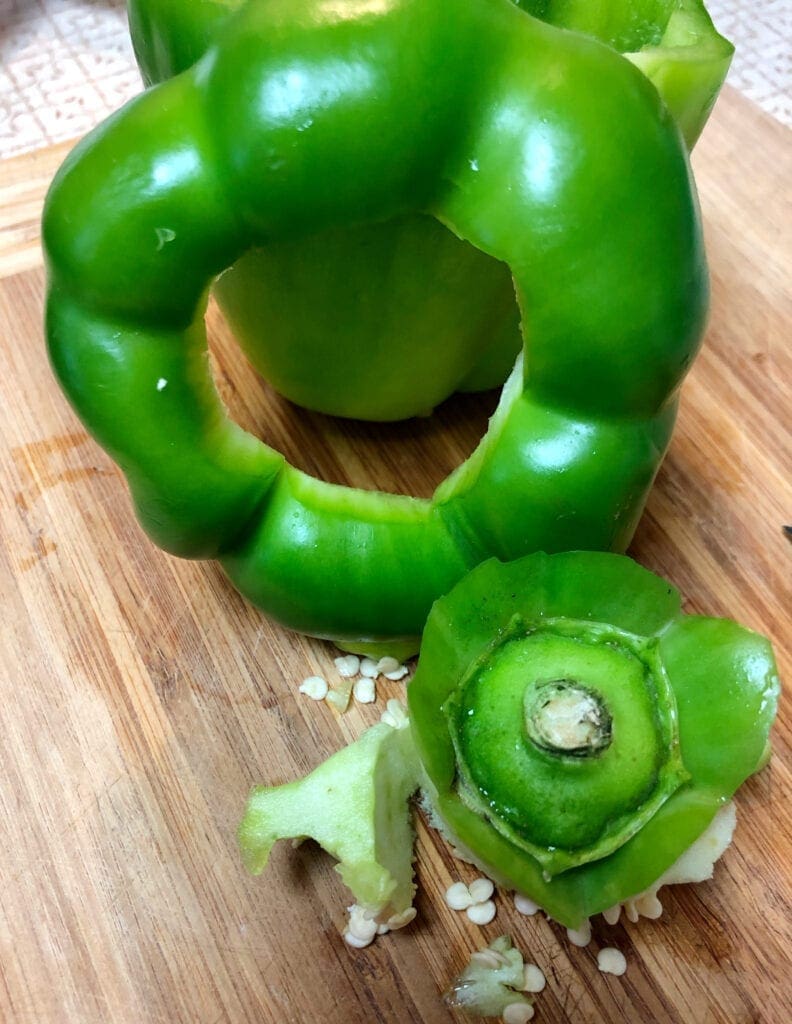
[46,0,717,653]
[408,552,780,927]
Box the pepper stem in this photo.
[524,680,612,757]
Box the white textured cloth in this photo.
[0,0,789,158]
[1,0,139,158]
[712,0,791,125]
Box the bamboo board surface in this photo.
[0,86,790,1024]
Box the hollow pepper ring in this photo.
[43,0,707,656]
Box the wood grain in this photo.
[0,86,790,1024]
[0,140,76,279]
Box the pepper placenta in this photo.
[45,0,726,654]
[239,705,420,922]
[408,552,779,926]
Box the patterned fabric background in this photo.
[0,0,790,158]
[1,0,138,157]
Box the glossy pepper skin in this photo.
[46,0,709,655]
[126,0,731,421]
[408,552,780,927]
[129,0,732,148]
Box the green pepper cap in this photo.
[447,618,689,875]
[409,552,780,926]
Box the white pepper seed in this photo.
[597,947,627,976]
[635,892,663,919]
[334,654,361,678]
[514,893,540,916]
[522,964,546,994]
[386,907,416,930]
[566,919,592,947]
[380,699,409,729]
[466,900,496,925]
[469,950,502,969]
[444,882,474,910]
[602,905,621,926]
[468,878,495,904]
[503,1002,534,1023]
[298,676,328,700]
[353,677,376,704]
[345,905,378,944]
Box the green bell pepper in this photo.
[125,0,730,421]
[45,0,715,655]
[408,552,779,927]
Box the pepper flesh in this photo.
[408,552,780,926]
[46,0,709,653]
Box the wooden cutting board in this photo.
[1,86,790,1024]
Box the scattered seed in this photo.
[469,949,503,969]
[514,893,540,916]
[344,905,378,947]
[298,676,328,700]
[597,947,627,976]
[445,882,474,910]
[468,878,495,904]
[386,907,416,930]
[602,905,621,926]
[381,699,409,729]
[522,964,546,994]
[624,901,640,924]
[360,657,379,678]
[374,656,409,680]
[566,919,592,947]
[503,1002,535,1023]
[353,677,376,704]
[466,900,496,926]
[634,892,663,919]
[334,654,361,678]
